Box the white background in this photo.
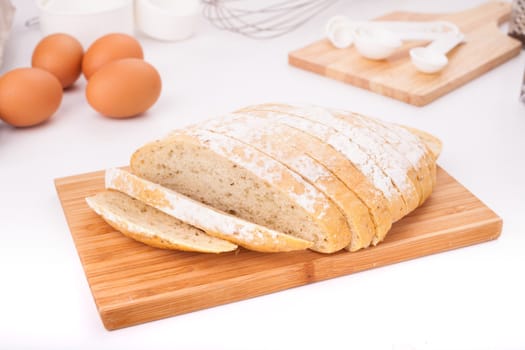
[1,1,524,349]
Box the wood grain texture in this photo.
[55,167,502,330]
[288,1,521,106]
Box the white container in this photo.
[37,0,134,47]
[135,0,199,41]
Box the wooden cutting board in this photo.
[289,2,521,106]
[55,167,501,330]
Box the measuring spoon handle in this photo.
[426,33,465,54]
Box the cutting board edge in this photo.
[288,51,324,75]
[92,216,502,330]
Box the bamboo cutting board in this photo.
[55,167,502,330]
[289,2,521,106]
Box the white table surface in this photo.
[1,1,524,349]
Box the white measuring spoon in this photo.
[327,19,355,48]
[326,18,460,49]
[409,32,465,73]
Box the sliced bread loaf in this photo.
[105,168,313,253]
[197,114,375,251]
[86,190,238,253]
[87,103,441,254]
[130,130,351,253]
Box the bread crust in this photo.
[403,126,442,160]
[400,125,440,190]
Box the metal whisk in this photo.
[202,0,338,39]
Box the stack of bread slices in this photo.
[86,103,442,254]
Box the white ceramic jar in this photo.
[37,0,134,47]
[135,0,200,41]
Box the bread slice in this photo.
[86,190,238,253]
[197,114,375,251]
[240,103,421,222]
[130,130,351,253]
[105,168,313,253]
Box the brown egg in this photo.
[86,58,161,118]
[31,33,84,88]
[0,68,63,127]
[82,33,144,80]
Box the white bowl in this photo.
[37,0,134,47]
[135,0,200,41]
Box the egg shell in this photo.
[86,58,161,118]
[0,68,63,127]
[31,33,84,88]
[82,33,144,80]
